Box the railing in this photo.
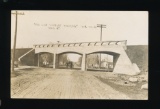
[33,40,127,48]
[18,48,35,61]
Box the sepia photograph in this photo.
[11,11,148,100]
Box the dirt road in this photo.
[11,68,130,99]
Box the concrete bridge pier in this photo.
[38,53,40,67]
[81,53,86,71]
[53,53,56,69]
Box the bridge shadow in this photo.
[87,68,113,72]
[58,67,81,70]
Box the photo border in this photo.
[0,0,160,109]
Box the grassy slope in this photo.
[11,48,35,66]
[126,45,148,72]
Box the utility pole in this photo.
[97,24,106,41]
[97,24,106,69]
[11,11,24,73]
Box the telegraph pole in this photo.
[97,24,106,41]
[11,11,24,73]
[97,24,106,69]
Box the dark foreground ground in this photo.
[11,67,148,99]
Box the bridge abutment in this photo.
[113,48,138,75]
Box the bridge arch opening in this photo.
[86,51,120,72]
[35,52,53,67]
[57,52,83,70]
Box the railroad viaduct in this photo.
[25,40,140,75]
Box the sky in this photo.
[11,11,148,49]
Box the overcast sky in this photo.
[11,11,148,48]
